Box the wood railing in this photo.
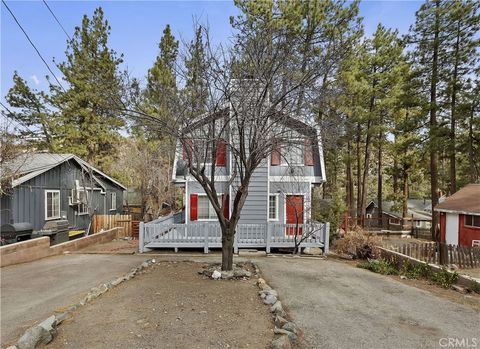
[386,242,480,269]
[139,220,330,254]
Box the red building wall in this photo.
[458,214,480,247]
[439,212,446,243]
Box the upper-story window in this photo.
[45,190,60,220]
[271,138,314,166]
[182,139,226,166]
[284,145,304,165]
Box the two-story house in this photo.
[139,93,329,253]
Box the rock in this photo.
[6,346,18,349]
[221,270,234,279]
[258,282,272,291]
[274,315,289,328]
[211,270,222,280]
[274,327,298,343]
[303,247,323,255]
[282,322,299,335]
[260,292,266,299]
[233,268,251,278]
[111,277,125,286]
[271,301,285,316]
[271,335,291,349]
[261,289,278,298]
[17,318,56,349]
[257,278,266,285]
[263,294,277,305]
[54,312,71,325]
[140,261,149,269]
[452,284,468,294]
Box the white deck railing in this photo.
[139,220,330,254]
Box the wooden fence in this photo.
[92,215,134,238]
[386,242,480,269]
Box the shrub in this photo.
[357,259,398,275]
[333,229,381,259]
[399,261,431,279]
[430,267,459,289]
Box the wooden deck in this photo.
[139,218,330,254]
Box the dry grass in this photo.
[333,229,381,259]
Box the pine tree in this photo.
[144,24,179,130]
[55,7,125,170]
[6,72,57,151]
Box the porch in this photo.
[139,215,330,254]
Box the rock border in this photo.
[257,277,302,349]
[7,258,157,349]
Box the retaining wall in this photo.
[0,228,122,267]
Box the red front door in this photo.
[286,195,304,235]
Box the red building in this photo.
[435,184,480,247]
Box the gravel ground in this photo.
[256,256,480,349]
[44,261,273,349]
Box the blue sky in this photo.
[1,0,422,103]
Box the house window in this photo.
[389,218,400,225]
[110,192,117,210]
[465,215,480,228]
[284,144,304,165]
[78,189,89,215]
[416,221,422,228]
[269,195,278,221]
[366,213,372,219]
[198,195,217,220]
[45,190,60,220]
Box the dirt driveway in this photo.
[256,256,480,349]
[0,254,147,346]
[45,261,272,349]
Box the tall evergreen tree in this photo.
[55,7,125,170]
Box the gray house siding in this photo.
[1,160,124,231]
[238,163,268,225]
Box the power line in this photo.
[42,0,71,40]
[1,0,66,92]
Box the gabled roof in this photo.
[5,153,126,190]
[434,184,480,215]
[367,199,432,220]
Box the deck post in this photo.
[203,224,209,254]
[139,222,145,253]
[266,223,271,254]
[234,231,239,254]
[324,222,330,254]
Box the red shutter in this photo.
[304,139,314,166]
[222,194,229,219]
[271,139,281,166]
[183,139,193,160]
[190,194,198,221]
[216,139,226,166]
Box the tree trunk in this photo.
[377,121,383,228]
[356,123,362,223]
[468,105,476,182]
[221,225,235,271]
[449,20,460,194]
[402,168,408,219]
[346,138,354,215]
[430,0,440,242]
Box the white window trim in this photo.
[110,192,117,211]
[45,190,61,220]
[197,194,221,221]
[77,188,90,216]
[389,218,401,225]
[465,214,480,228]
[268,194,279,221]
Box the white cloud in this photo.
[30,75,40,85]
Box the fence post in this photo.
[266,224,271,254]
[324,222,330,254]
[204,225,209,254]
[139,222,145,253]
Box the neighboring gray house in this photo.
[139,104,330,253]
[1,153,126,232]
[365,199,432,231]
